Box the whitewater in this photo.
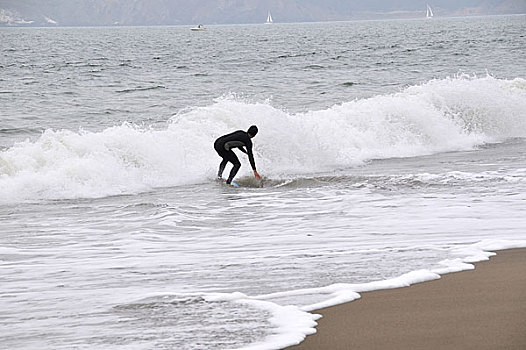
[1,16,526,349]
[2,75,525,202]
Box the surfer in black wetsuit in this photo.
[214,125,261,184]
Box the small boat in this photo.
[426,4,434,19]
[265,11,273,24]
[191,24,206,31]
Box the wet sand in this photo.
[287,248,526,350]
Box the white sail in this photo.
[266,11,273,24]
[426,4,434,18]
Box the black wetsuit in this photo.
[214,130,256,183]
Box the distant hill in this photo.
[1,0,525,26]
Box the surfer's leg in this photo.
[227,163,240,184]
[215,142,229,178]
[218,158,228,178]
[226,152,241,184]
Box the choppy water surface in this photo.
[1,16,526,349]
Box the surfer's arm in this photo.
[246,147,260,180]
[239,147,247,154]
[246,146,256,170]
[244,137,260,179]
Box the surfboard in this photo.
[217,178,239,187]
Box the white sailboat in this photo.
[266,11,273,24]
[426,4,434,19]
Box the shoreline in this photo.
[286,248,526,350]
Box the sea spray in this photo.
[1,76,525,202]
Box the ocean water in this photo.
[1,15,526,349]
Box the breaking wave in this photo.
[1,75,525,202]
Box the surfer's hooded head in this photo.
[247,125,258,138]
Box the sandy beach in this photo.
[287,248,526,350]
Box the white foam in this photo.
[233,300,320,350]
[1,76,525,202]
[235,240,526,349]
[0,246,21,254]
[175,291,322,350]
